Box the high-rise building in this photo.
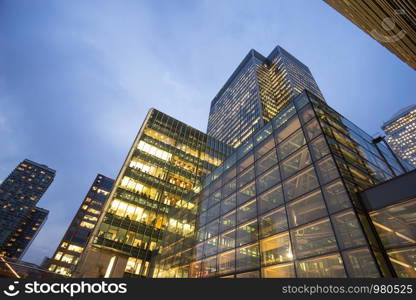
[382,105,416,168]
[0,159,55,260]
[75,109,232,278]
[323,0,416,70]
[45,174,114,277]
[154,91,410,278]
[207,46,324,148]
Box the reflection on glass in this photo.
[260,232,293,265]
[296,254,346,278]
[221,193,236,215]
[222,178,236,198]
[388,247,416,278]
[255,135,275,159]
[275,115,301,143]
[237,181,256,205]
[332,210,367,249]
[236,244,260,272]
[291,218,338,259]
[236,271,260,278]
[283,167,319,201]
[237,200,257,224]
[281,147,312,179]
[256,165,281,194]
[304,119,322,141]
[309,136,330,161]
[256,150,278,175]
[287,190,327,227]
[218,250,235,274]
[316,156,339,184]
[189,261,202,278]
[201,256,216,277]
[259,207,288,238]
[322,180,351,213]
[258,184,284,214]
[238,166,255,189]
[278,130,306,161]
[299,104,315,124]
[237,220,258,247]
[238,153,254,173]
[204,237,218,257]
[219,229,236,252]
[342,248,379,278]
[220,210,236,233]
[262,262,295,278]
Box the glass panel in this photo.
[238,153,254,173]
[387,247,416,278]
[332,210,367,249]
[370,199,416,249]
[237,220,258,247]
[309,136,330,161]
[218,250,235,275]
[237,166,255,189]
[238,138,253,160]
[206,203,220,223]
[294,92,309,109]
[221,193,236,215]
[274,103,296,129]
[220,210,236,233]
[189,261,202,278]
[283,167,319,201]
[254,122,273,145]
[296,254,346,278]
[259,207,288,238]
[197,227,206,242]
[322,180,351,213]
[287,190,327,227]
[342,248,380,278]
[236,271,260,278]
[281,147,312,179]
[237,181,256,205]
[195,243,204,260]
[237,199,257,225]
[255,135,275,159]
[205,219,219,239]
[222,178,236,198]
[260,232,293,266]
[255,149,278,175]
[209,190,221,208]
[304,119,322,141]
[258,184,284,214]
[298,104,315,124]
[219,229,236,252]
[236,244,260,272]
[223,166,236,184]
[291,218,338,259]
[201,256,216,277]
[256,165,281,194]
[277,129,306,161]
[275,115,301,143]
[204,237,218,257]
[262,262,295,278]
[316,156,339,184]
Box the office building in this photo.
[0,159,55,260]
[75,109,232,278]
[154,91,410,278]
[361,169,416,278]
[45,174,114,277]
[323,0,416,70]
[382,105,416,168]
[207,46,324,148]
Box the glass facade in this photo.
[75,109,232,278]
[207,46,325,148]
[45,174,114,277]
[154,91,408,278]
[0,159,55,260]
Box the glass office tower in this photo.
[382,105,416,168]
[323,0,416,70]
[154,91,410,278]
[207,46,324,148]
[0,159,55,260]
[75,109,232,278]
[45,174,114,277]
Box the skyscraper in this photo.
[45,174,114,277]
[0,159,55,260]
[323,0,416,70]
[207,46,324,148]
[75,109,232,278]
[382,104,416,167]
[154,91,410,278]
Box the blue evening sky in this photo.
[0,0,414,264]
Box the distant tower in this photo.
[0,159,55,260]
[207,45,324,148]
[382,105,416,168]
